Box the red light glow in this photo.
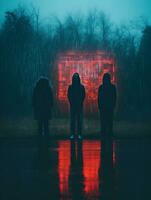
[58,141,71,195]
[57,140,116,198]
[56,51,116,113]
[82,141,101,196]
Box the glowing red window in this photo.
[56,51,116,113]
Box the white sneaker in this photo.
[70,135,74,139]
[78,135,82,139]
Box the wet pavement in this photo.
[0,138,151,200]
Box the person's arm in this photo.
[67,86,72,104]
[82,85,86,102]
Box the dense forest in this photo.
[0,6,151,120]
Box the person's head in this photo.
[72,73,80,85]
[36,77,49,90]
[102,73,111,85]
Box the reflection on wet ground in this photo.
[0,138,151,200]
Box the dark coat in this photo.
[67,74,85,111]
[98,75,116,112]
[32,78,53,120]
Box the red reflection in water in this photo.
[58,140,116,197]
[58,141,71,194]
[82,141,101,196]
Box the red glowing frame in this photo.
[56,51,116,113]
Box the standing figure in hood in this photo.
[32,77,53,139]
[67,73,85,139]
[98,73,116,138]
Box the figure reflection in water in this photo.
[35,141,60,200]
[32,77,53,142]
[99,138,115,199]
[98,73,117,199]
[69,140,84,200]
[98,73,116,138]
[67,73,85,139]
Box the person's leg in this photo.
[38,120,49,169]
[77,110,83,137]
[108,112,113,138]
[100,112,106,138]
[70,108,76,138]
[38,120,43,150]
[104,114,109,137]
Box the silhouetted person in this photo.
[32,77,53,140]
[67,73,85,139]
[98,73,116,138]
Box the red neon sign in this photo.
[56,51,116,113]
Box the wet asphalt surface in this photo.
[0,137,151,200]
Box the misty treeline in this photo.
[0,6,151,120]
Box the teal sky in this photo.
[0,0,151,24]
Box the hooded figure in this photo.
[67,73,85,139]
[32,77,53,137]
[98,73,116,137]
